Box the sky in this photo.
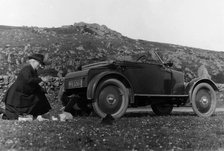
[0,0,224,51]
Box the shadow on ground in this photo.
[124,111,196,118]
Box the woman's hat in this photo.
[28,53,45,65]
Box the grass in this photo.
[1,110,224,151]
[0,90,223,151]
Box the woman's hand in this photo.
[41,77,48,82]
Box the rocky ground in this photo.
[1,108,224,150]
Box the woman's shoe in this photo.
[18,114,33,121]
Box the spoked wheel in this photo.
[151,104,173,115]
[191,83,216,117]
[92,79,129,119]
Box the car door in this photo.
[123,62,172,95]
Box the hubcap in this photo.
[200,96,208,105]
[106,94,117,105]
[196,89,211,113]
[98,86,122,114]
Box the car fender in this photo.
[186,78,218,103]
[87,71,132,100]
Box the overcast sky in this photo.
[0,0,224,51]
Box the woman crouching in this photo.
[2,53,51,120]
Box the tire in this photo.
[151,104,173,115]
[92,79,129,119]
[191,83,216,117]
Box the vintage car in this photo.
[59,52,218,119]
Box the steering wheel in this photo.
[136,55,147,62]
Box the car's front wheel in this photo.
[151,104,173,115]
[92,79,129,119]
[191,83,216,117]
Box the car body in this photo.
[60,52,218,118]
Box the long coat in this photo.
[2,64,51,119]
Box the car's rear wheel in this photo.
[92,79,129,119]
[151,104,173,115]
[191,83,216,117]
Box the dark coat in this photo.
[2,64,51,119]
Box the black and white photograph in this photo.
[0,0,224,150]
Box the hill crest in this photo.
[0,22,224,83]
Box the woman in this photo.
[2,53,51,120]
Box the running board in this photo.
[134,94,189,97]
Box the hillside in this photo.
[0,22,224,83]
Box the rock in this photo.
[59,111,73,122]
[101,114,115,125]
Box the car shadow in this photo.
[123,111,196,118]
